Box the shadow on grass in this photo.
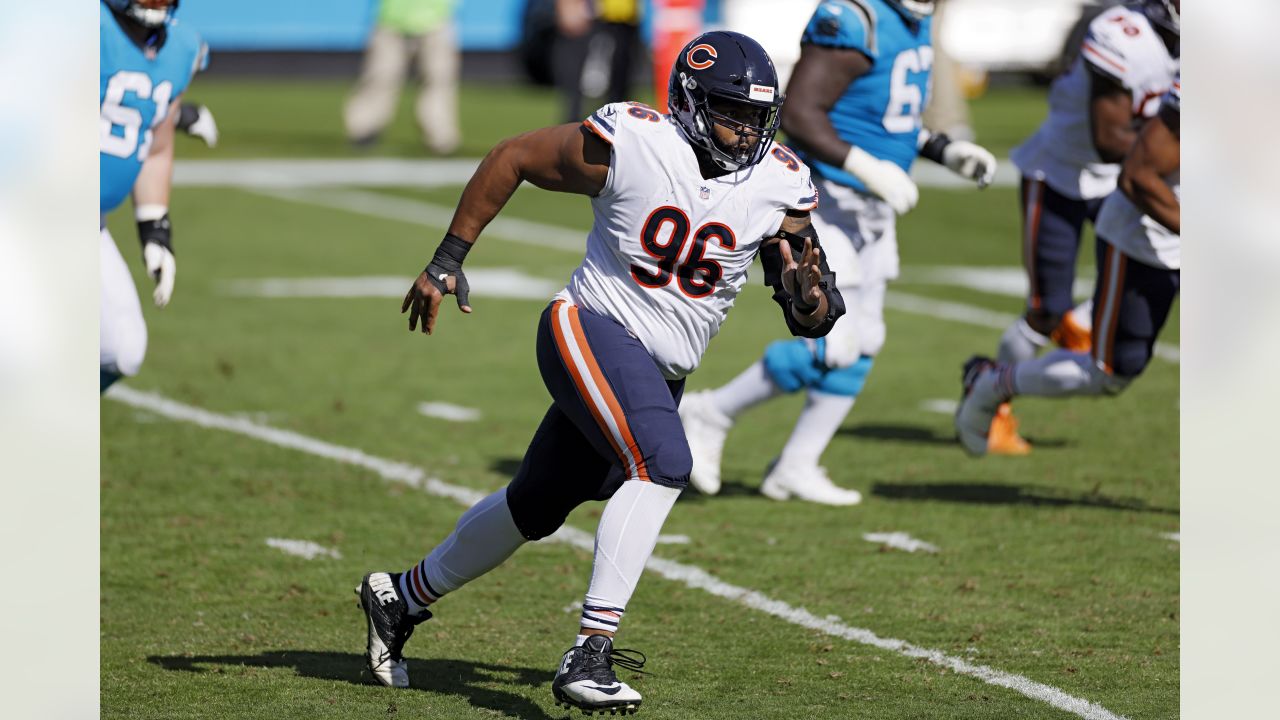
[837,422,1068,448]
[148,651,557,719]
[872,481,1178,515]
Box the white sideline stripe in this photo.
[863,532,940,554]
[250,187,585,253]
[902,265,1095,301]
[173,158,1016,189]
[920,398,959,415]
[417,402,481,423]
[886,290,1180,365]
[247,186,1181,366]
[174,158,481,188]
[220,270,559,302]
[655,534,691,545]
[266,537,342,560]
[106,384,1128,720]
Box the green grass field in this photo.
[101,79,1178,719]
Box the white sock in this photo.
[997,317,1051,364]
[776,390,856,469]
[1012,350,1110,397]
[580,481,681,633]
[402,489,526,613]
[710,360,781,419]
[575,634,590,647]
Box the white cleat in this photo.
[551,635,645,715]
[678,390,732,495]
[760,459,863,506]
[954,356,1002,457]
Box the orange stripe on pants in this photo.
[1023,178,1045,311]
[1091,245,1127,374]
[549,301,651,482]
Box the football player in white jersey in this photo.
[956,73,1180,456]
[985,0,1179,453]
[356,31,846,715]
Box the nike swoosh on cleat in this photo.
[581,684,622,695]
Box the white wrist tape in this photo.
[135,204,168,222]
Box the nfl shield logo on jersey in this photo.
[699,186,710,200]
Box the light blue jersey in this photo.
[796,0,932,193]
[100,2,204,213]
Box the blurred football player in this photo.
[956,72,1180,456]
[986,0,1179,453]
[100,0,204,391]
[678,0,996,504]
[356,32,845,714]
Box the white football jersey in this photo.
[1097,74,1180,270]
[1010,5,1178,200]
[556,102,819,380]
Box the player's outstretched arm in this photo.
[1118,111,1180,234]
[759,211,846,338]
[402,124,611,335]
[132,98,181,308]
[783,44,917,214]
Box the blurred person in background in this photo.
[920,0,973,142]
[956,72,1180,456]
[100,0,205,391]
[680,0,995,505]
[344,0,460,154]
[357,31,844,714]
[982,0,1178,454]
[554,0,643,123]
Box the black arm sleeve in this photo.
[758,223,846,338]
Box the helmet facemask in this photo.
[701,94,780,170]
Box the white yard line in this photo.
[243,186,1181,366]
[220,270,559,302]
[249,187,586,253]
[902,265,1094,300]
[863,532,940,554]
[920,398,959,415]
[266,538,342,560]
[1161,532,1180,542]
[417,402,482,423]
[172,158,1016,189]
[655,534,692,545]
[107,384,1129,720]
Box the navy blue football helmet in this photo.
[103,0,180,28]
[668,31,783,171]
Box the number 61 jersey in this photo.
[556,102,819,381]
[100,2,204,213]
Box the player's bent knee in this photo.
[762,339,823,393]
[504,483,574,541]
[814,355,875,397]
[104,324,148,378]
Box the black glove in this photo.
[425,233,472,309]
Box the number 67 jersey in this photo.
[558,102,820,381]
[100,2,204,213]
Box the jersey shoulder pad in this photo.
[1081,6,1157,84]
[802,0,879,60]
[582,101,666,145]
[164,19,206,89]
[762,144,819,212]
